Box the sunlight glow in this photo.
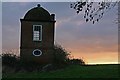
[88,62,118,64]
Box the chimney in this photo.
[51,14,55,21]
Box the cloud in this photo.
[58,34,118,52]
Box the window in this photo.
[33,49,42,56]
[33,25,42,41]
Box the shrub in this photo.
[53,44,85,66]
[67,58,85,65]
[53,44,70,66]
[2,53,19,67]
[2,44,85,73]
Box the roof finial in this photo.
[37,4,41,7]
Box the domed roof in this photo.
[24,4,51,21]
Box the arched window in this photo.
[33,49,42,56]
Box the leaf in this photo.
[74,7,76,9]
[90,18,92,21]
[90,5,92,8]
[78,4,83,8]
[97,19,99,22]
[77,11,79,14]
[87,4,89,7]
[87,8,89,11]
[80,9,82,11]
[86,19,89,22]
[82,2,86,6]
[101,13,104,15]
[70,4,73,8]
[91,17,93,19]
[86,12,89,16]
[78,2,80,4]
[84,15,86,18]
[90,14,92,17]
[77,7,82,11]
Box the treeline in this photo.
[1,44,85,73]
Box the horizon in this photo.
[1,2,118,64]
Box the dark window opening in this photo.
[33,49,42,56]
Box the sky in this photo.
[2,2,118,64]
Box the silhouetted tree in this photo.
[53,44,70,65]
[70,1,118,24]
[2,44,86,73]
[53,44,85,66]
[2,53,19,67]
[68,58,85,65]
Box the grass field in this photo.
[3,64,119,78]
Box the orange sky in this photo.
[58,41,118,64]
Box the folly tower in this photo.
[20,4,55,64]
